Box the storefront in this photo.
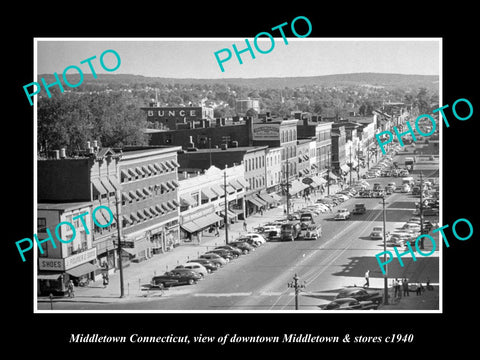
[37,248,98,296]
[180,205,223,244]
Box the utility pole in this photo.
[115,192,125,298]
[381,196,388,305]
[208,138,212,168]
[287,273,305,310]
[419,172,424,249]
[349,148,352,185]
[224,165,229,245]
[327,150,331,196]
[286,160,290,218]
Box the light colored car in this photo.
[402,222,421,232]
[242,233,267,245]
[334,209,351,220]
[175,263,209,277]
[199,253,228,266]
[370,226,384,239]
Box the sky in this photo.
[36,38,440,79]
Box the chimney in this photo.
[231,141,238,148]
[187,135,195,149]
[53,150,60,159]
[221,143,228,150]
[60,148,66,159]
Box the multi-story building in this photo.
[37,201,97,295]
[331,125,347,176]
[38,145,121,280]
[178,164,247,243]
[177,145,270,217]
[118,146,182,260]
[142,104,214,130]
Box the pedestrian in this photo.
[215,225,219,237]
[416,283,421,296]
[243,220,247,232]
[364,270,370,288]
[68,280,75,298]
[393,278,399,297]
[103,274,109,288]
[402,278,409,296]
[397,279,402,298]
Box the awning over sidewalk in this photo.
[328,172,338,180]
[246,195,264,208]
[37,272,63,280]
[180,213,223,233]
[270,193,283,202]
[340,164,350,173]
[65,262,98,278]
[257,193,276,204]
[289,180,309,195]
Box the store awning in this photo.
[201,187,217,199]
[220,210,237,219]
[65,262,98,277]
[270,193,282,201]
[109,175,120,190]
[223,184,236,194]
[211,184,224,197]
[92,178,107,195]
[123,240,150,256]
[228,179,242,190]
[236,178,249,189]
[311,176,327,187]
[328,172,338,180]
[340,164,350,173]
[289,180,308,195]
[258,193,276,204]
[181,221,200,233]
[246,196,264,208]
[37,272,63,280]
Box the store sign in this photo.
[252,124,280,140]
[64,248,97,270]
[38,258,65,271]
[149,107,201,120]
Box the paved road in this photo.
[41,174,439,311]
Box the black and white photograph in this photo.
[7,5,478,353]
[32,38,441,313]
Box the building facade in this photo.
[118,146,182,262]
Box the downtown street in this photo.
[37,145,440,312]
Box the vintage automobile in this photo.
[150,270,202,289]
[351,203,366,215]
[335,287,383,304]
[334,209,351,220]
[322,297,378,310]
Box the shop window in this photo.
[38,218,47,232]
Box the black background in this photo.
[7,4,477,354]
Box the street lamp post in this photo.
[381,195,389,305]
[287,273,305,310]
[115,192,125,298]
[224,165,229,245]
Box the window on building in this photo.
[37,218,47,232]
[148,110,153,116]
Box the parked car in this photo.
[242,233,267,245]
[150,270,201,289]
[230,241,255,253]
[300,212,315,224]
[335,287,382,304]
[236,236,261,247]
[187,259,218,272]
[175,263,208,277]
[323,297,378,310]
[334,209,351,220]
[199,253,228,267]
[206,248,236,260]
[215,245,243,257]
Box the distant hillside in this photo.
[38,72,439,91]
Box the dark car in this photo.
[205,248,236,260]
[335,287,383,304]
[230,241,255,253]
[186,259,218,272]
[150,270,201,289]
[215,245,243,257]
[236,237,261,248]
[323,297,378,310]
[199,253,228,267]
